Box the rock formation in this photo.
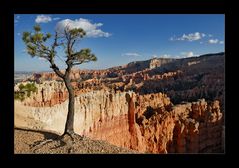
[14,52,225,153]
[14,81,224,153]
[25,52,224,112]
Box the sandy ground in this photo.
[14,128,139,154]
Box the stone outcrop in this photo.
[15,90,134,148]
[15,81,68,107]
[27,57,175,83]
[14,52,224,153]
[166,100,223,153]
[149,58,173,69]
[25,53,224,113]
[14,81,224,153]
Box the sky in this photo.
[14,14,225,72]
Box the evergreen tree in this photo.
[22,25,97,136]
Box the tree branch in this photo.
[33,41,51,57]
[50,63,65,79]
[51,32,59,53]
[67,35,73,58]
[70,40,76,51]
[72,62,83,66]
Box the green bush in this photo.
[25,83,38,92]
[14,82,38,101]
[14,92,25,101]
[19,83,25,90]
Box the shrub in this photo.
[14,82,38,101]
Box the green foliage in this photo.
[22,25,98,70]
[72,48,97,63]
[27,44,37,57]
[69,28,86,38]
[14,83,38,101]
[25,83,38,92]
[34,24,41,32]
[18,83,24,90]
[14,92,25,101]
[22,32,31,43]
[43,33,51,41]
[22,25,52,58]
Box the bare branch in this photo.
[70,40,76,51]
[51,32,59,52]
[49,60,65,79]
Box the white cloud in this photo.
[169,37,175,41]
[156,52,198,59]
[170,32,205,41]
[53,17,61,21]
[55,18,111,38]
[207,39,224,44]
[208,34,213,37]
[15,15,20,23]
[180,32,201,41]
[159,54,171,58]
[122,53,141,57]
[208,39,219,44]
[35,15,52,23]
[152,54,158,58]
[219,41,224,44]
[38,57,45,61]
[181,51,196,58]
[17,32,21,36]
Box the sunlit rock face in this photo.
[15,81,223,153]
[14,52,224,153]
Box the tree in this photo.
[22,25,97,136]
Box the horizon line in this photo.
[15,51,225,73]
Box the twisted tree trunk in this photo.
[63,77,75,135]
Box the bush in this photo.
[14,92,25,101]
[14,82,38,101]
[19,83,25,90]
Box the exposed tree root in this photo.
[30,139,55,152]
[30,132,84,153]
[61,132,83,142]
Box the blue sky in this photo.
[14,14,225,72]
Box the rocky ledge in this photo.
[14,129,139,154]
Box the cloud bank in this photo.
[55,18,111,38]
[35,15,52,23]
[170,32,205,41]
[122,53,141,57]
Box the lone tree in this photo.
[22,25,97,136]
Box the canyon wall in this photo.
[15,89,131,135]
[22,53,224,114]
[14,81,224,153]
[15,81,68,107]
[160,100,223,153]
